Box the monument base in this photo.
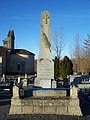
[34,79,57,88]
[33,90,66,97]
[40,79,51,88]
[36,58,54,88]
[34,79,52,88]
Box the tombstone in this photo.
[12,85,19,98]
[51,80,57,88]
[22,74,28,87]
[52,81,56,88]
[22,79,27,87]
[18,76,20,84]
[36,11,54,88]
[70,86,78,98]
[1,74,5,82]
[25,73,27,79]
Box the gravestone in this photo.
[36,11,54,88]
[1,74,5,82]
[52,80,57,88]
[22,74,28,87]
[18,76,20,84]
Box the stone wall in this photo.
[9,97,82,116]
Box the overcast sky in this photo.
[0,0,90,58]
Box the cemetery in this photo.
[0,10,90,117]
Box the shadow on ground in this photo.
[78,92,90,116]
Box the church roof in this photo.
[0,46,7,56]
[10,49,35,55]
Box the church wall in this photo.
[25,55,34,74]
[2,51,11,74]
[2,52,34,75]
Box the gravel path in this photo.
[4,114,90,120]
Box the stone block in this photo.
[34,107,44,114]
[57,106,67,115]
[33,90,66,97]
[43,100,55,107]
[68,106,82,115]
[22,106,34,114]
[33,100,43,107]
[55,91,66,96]
[9,106,21,114]
[22,100,34,106]
[33,90,55,96]
[57,100,66,107]
[11,98,21,106]
[69,98,79,107]
[44,107,57,114]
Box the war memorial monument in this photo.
[36,11,54,88]
[9,11,82,116]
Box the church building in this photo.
[0,30,35,76]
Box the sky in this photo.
[0,0,90,59]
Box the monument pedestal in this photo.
[40,79,51,88]
[36,59,54,88]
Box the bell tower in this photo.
[3,30,15,50]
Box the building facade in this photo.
[2,49,35,75]
[0,30,35,76]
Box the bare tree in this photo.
[71,33,90,74]
[71,33,83,73]
[83,34,90,49]
[52,29,65,60]
[83,34,90,73]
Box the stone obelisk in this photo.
[36,11,54,88]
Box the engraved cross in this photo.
[45,14,49,24]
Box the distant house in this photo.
[0,30,35,76]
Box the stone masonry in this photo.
[9,85,82,116]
